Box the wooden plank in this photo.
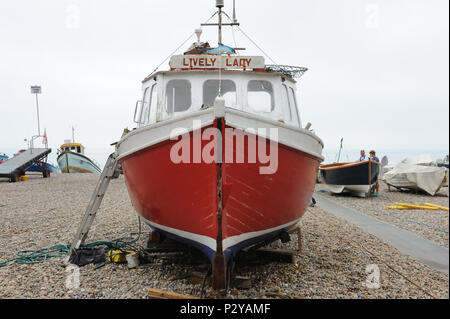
[148,288,200,299]
[233,276,251,290]
[189,271,207,285]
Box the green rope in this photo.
[0,216,142,267]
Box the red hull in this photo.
[121,126,219,241]
[222,129,319,241]
[120,122,321,260]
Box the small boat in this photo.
[383,163,448,195]
[320,160,380,197]
[25,162,60,173]
[57,141,101,174]
[114,0,324,288]
[437,155,449,169]
[0,153,8,164]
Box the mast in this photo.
[217,0,224,45]
[336,138,343,163]
[201,0,239,45]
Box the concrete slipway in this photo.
[314,193,449,275]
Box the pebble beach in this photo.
[0,173,448,299]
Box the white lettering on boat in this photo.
[169,120,278,175]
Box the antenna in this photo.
[201,0,240,45]
[233,0,237,23]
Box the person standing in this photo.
[369,150,380,196]
[358,150,367,161]
[369,150,380,163]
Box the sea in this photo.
[322,149,449,165]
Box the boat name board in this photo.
[170,55,265,70]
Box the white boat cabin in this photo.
[135,55,304,129]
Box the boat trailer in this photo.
[0,148,52,182]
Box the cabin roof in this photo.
[142,69,297,84]
[60,143,84,148]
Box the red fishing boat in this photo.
[116,0,324,288]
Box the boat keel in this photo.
[212,253,227,290]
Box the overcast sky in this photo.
[0,0,448,165]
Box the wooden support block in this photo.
[168,274,190,282]
[148,288,200,299]
[256,248,295,263]
[233,276,252,290]
[149,231,164,244]
[189,271,207,285]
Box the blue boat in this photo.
[26,162,60,173]
[57,142,101,174]
[0,153,8,164]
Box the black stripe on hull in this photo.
[320,162,380,186]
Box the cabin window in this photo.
[281,84,292,122]
[149,84,158,124]
[77,146,81,153]
[166,80,191,113]
[247,80,274,113]
[71,147,75,150]
[288,88,300,126]
[203,80,237,109]
[141,87,151,124]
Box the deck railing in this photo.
[29,135,49,153]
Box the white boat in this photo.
[401,154,436,166]
[57,141,101,174]
[383,163,448,196]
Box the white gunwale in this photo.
[116,107,324,162]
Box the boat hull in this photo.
[320,161,380,196]
[0,154,8,163]
[121,126,219,259]
[26,162,60,173]
[57,151,101,174]
[119,111,323,262]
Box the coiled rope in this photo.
[0,215,142,267]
